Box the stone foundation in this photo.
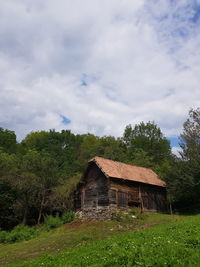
[75,207,114,220]
[75,205,131,220]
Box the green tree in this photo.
[0,152,18,229]
[49,172,82,213]
[22,130,82,176]
[78,134,100,166]
[180,108,200,161]
[11,169,38,225]
[166,108,200,209]
[178,108,200,205]
[98,136,126,162]
[122,122,171,178]
[22,150,60,224]
[0,128,17,154]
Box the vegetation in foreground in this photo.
[6,214,200,267]
[0,213,180,266]
[0,212,75,245]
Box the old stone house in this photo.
[75,156,167,219]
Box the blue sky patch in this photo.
[81,73,88,87]
[164,88,175,97]
[81,80,87,86]
[189,1,200,23]
[60,115,71,125]
[167,137,180,147]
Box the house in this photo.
[75,156,167,219]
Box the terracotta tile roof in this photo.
[89,156,166,187]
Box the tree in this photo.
[0,152,18,229]
[122,122,171,174]
[48,172,82,213]
[0,128,17,154]
[178,108,200,205]
[10,155,39,225]
[22,150,60,224]
[180,108,200,161]
[22,130,82,176]
[166,108,200,209]
[98,136,126,162]
[78,134,100,166]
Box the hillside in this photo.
[0,213,183,266]
[6,214,200,267]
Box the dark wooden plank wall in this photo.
[76,162,109,209]
[109,179,166,211]
[75,165,166,212]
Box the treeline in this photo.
[0,108,200,229]
[166,108,200,211]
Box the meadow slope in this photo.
[0,213,180,266]
[5,214,200,267]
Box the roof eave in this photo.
[109,176,166,188]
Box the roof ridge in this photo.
[91,156,155,172]
[89,156,166,187]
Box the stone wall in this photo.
[75,207,114,220]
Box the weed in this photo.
[44,215,63,231]
[0,225,37,244]
[61,210,75,224]
[0,230,7,243]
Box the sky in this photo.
[0,0,200,155]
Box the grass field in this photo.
[0,213,187,266]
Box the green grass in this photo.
[6,214,200,267]
[0,213,180,266]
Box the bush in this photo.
[0,230,7,243]
[0,225,37,244]
[111,210,133,222]
[61,211,75,224]
[44,215,63,231]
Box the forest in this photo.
[0,107,200,230]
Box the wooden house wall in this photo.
[109,178,166,211]
[75,164,167,212]
[75,162,109,210]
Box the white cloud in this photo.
[172,146,181,157]
[0,0,200,141]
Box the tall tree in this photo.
[179,108,200,204]
[166,108,200,209]
[22,130,82,176]
[0,152,18,229]
[98,136,126,162]
[122,122,171,167]
[0,128,17,154]
[22,150,60,224]
[180,108,200,161]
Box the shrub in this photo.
[44,215,63,231]
[7,224,37,243]
[111,210,133,222]
[0,225,37,244]
[0,230,7,243]
[61,211,75,224]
